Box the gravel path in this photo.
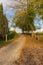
[0,35,26,65]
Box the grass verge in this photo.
[0,34,19,48]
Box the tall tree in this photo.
[13,4,35,33]
[0,4,8,41]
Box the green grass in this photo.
[0,32,19,48]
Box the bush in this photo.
[8,31,18,40]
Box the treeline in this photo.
[12,0,43,33]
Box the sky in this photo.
[0,0,16,20]
[0,0,43,32]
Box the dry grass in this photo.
[14,36,43,65]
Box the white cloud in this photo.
[10,27,22,33]
[0,0,7,8]
[0,0,7,4]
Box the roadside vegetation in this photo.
[0,4,19,48]
[36,33,43,42]
[0,31,19,48]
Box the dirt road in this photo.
[0,35,26,65]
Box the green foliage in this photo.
[8,31,18,40]
[31,0,43,19]
[0,31,18,48]
[0,33,18,48]
[13,4,35,33]
[10,0,43,33]
[0,4,3,14]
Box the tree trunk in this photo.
[6,34,7,42]
[31,31,34,38]
[22,29,24,34]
